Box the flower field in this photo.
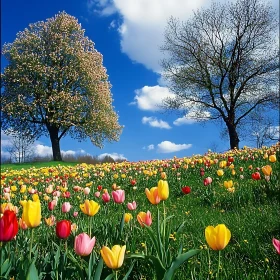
[1,144,280,280]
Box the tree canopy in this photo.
[161,0,279,149]
[1,11,122,160]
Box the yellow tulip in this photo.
[124,213,133,223]
[20,199,41,228]
[224,180,233,189]
[205,224,231,250]
[145,187,161,205]
[80,200,100,216]
[219,161,227,168]
[100,245,126,269]
[217,169,224,176]
[261,165,272,176]
[269,154,276,163]
[157,180,169,200]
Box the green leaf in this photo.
[26,261,39,280]
[1,259,10,276]
[104,273,114,280]
[93,258,104,280]
[122,260,136,280]
[119,212,125,237]
[163,249,201,280]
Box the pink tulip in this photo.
[84,187,90,195]
[48,200,57,211]
[137,210,152,227]
[62,202,71,213]
[127,201,137,210]
[95,191,100,198]
[74,233,96,256]
[112,190,125,204]
[73,211,79,217]
[102,192,110,203]
[204,177,213,186]
[273,238,280,254]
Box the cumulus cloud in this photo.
[131,85,175,111]
[142,116,171,129]
[98,152,127,161]
[173,111,211,126]
[157,141,192,153]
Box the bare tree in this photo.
[161,0,279,149]
[5,129,35,163]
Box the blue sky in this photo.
[1,0,279,162]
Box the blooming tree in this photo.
[1,12,122,161]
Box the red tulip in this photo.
[102,192,110,203]
[56,220,71,239]
[252,172,261,180]
[0,210,19,242]
[204,177,213,186]
[182,186,191,194]
[48,200,56,211]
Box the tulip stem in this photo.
[29,228,34,262]
[115,270,118,280]
[217,250,221,279]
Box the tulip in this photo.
[112,190,125,204]
[252,172,261,180]
[84,187,90,195]
[1,203,18,214]
[74,233,96,256]
[19,218,28,230]
[124,213,133,223]
[145,187,161,205]
[219,161,227,168]
[157,180,169,200]
[20,198,41,228]
[0,210,18,242]
[217,169,224,176]
[45,215,56,226]
[269,154,276,163]
[182,186,191,194]
[205,224,231,250]
[204,177,213,186]
[62,202,71,213]
[95,191,100,198]
[261,165,272,176]
[272,238,280,254]
[56,220,71,239]
[224,180,233,189]
[80,200,100,216]
[48,200,57,211]
[127,201,137,210]
[100,245,126,269]
[137,211,152,227]
[102,192,110,203]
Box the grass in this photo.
[0,144,279,279]
[1,161,78,170]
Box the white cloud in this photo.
[0,131,13,148]
[157,140,192,153]
[98,152,127,161]
[142,116,171,129]
[132,85,175,111]
[90,0,279,73]
[147,144,155,151]
[173,110,211,126]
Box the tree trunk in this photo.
[226,122,240,150]
[48,126,62,161]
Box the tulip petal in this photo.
[216,224,231,250]
[101,246,117,269]
[205,226,218,250]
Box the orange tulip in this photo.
[261,165,272,176]
[145,187,161,205]
[137,211,152,227]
